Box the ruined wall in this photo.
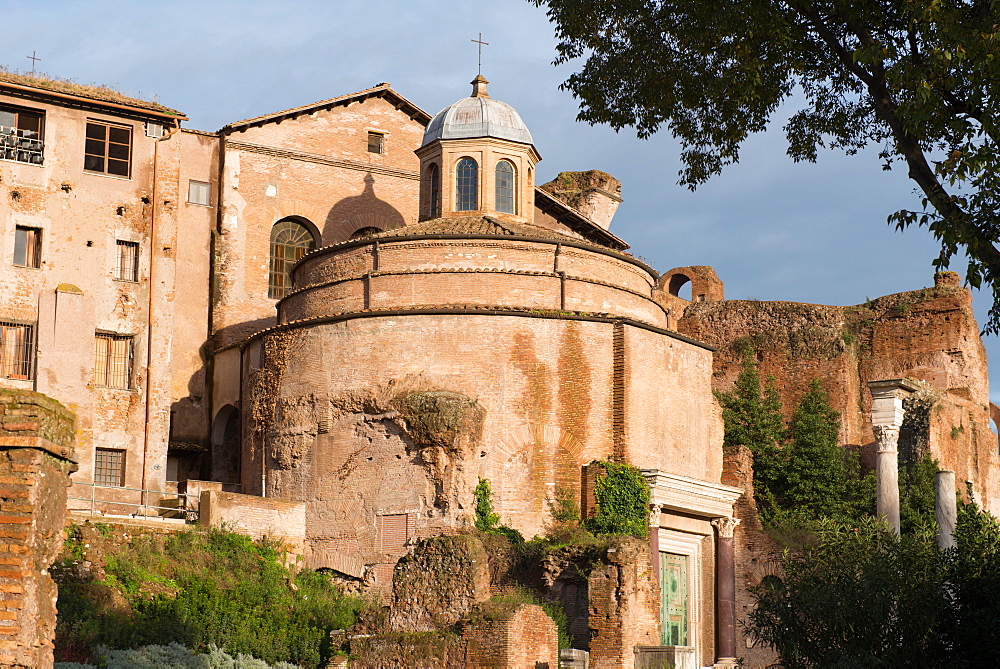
[463,603,559,668]
[198,489,306,554]
[679,274,1000,512]
[212,96,426,348]
[587,536,661,669]
[0,389,75,669]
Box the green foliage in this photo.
[473,477,524,544]
[55,642,299,668]
[774,380,875,523]
[899,454,939,535]
[717,357,874,524]
[585,461,649,537]
[55,528,363,667]
[547,486,581,524]
[533,0,1000,333]
[749,507,1000,667]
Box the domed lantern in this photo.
[416,76,540,223]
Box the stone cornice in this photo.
[642,470,742,518]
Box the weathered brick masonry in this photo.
[0,389,75,669]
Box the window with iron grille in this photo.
[13,226,41,268]
[367,131,385,154]
[84,121,132,177]
[94,333,133,389]
[115,240,139,282]
[268,219,316,299]
[455,157,478,211]
[428,163,441,218]
[94,448,125,487]
[0,105,44,165]
[188,180,211,206]
[0,322,34,380]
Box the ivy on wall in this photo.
[585,461,650,538]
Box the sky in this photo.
[6,0,997,400]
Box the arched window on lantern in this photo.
[268,218,317,299]
[495,160,516,214]
[455,157,478,211]
[428,163,441,218]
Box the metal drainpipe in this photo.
[140,118,182,509]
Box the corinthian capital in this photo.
[873,424,901,452]
[648,503,663,526]
[712,516,741,538]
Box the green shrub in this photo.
[55,528,363,667]
[473,477,524,543]
[55,642,299,668]
[585,461,649,537]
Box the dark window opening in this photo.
[85,122,132,177]
[428,163,440,218]
[13,226,41,268]
[456,157,478,211]
[0,322,34,380]
[0,105,44,165]
[95,333,133,389]
[367,131,385,154]
[268,219,316,299]
[115,240,139,282]
[94,448,126,487]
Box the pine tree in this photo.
[714,348,785,520]
[781,379,874,522]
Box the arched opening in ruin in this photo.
[210,405,241,487]
[668,273,692,301]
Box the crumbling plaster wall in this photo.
[679,275,1000,512]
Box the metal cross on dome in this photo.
[471,33,489,75]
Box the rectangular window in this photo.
[84,121,131,177]
[187,180,211,206]
[13,226,41,268]
[94,448,126,487]
[115,240,139,282]
[0,322,34,380]
[0,104,44,165]
[94,333,133,389]
[367,131,384,154]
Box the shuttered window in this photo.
[95,333,133,389]
[0,322,34,380]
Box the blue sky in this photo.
[7,0,995,400]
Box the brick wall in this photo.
[0,389,76,669]
[587,536,661,669]
[198,489,306,554]
[463,603,558,668]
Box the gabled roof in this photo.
[221,83,431,132]
[534,187,630,251]
[0,70,186,119]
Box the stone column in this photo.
[868,379,918,536]
[648,503,663,581]
[711,516,740,669]
[936,471,958,551]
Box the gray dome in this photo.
[421,77,534,147]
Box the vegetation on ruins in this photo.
[748,502,1000,666]
[474,477,525,543]
[533,0,1000,332]
[585,460,651,537]
[55,642,299,668]
[715,350,875,524]
[53,525,363,667]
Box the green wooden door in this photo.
[660,552,688,646]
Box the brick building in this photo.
[1,70,998,667]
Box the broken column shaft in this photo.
[936,470,958,551]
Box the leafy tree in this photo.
[532,0,1000,331]
[748,517,946,668]
[714,349,786,520]
[778,380,874,522]
[899,453,939,534]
